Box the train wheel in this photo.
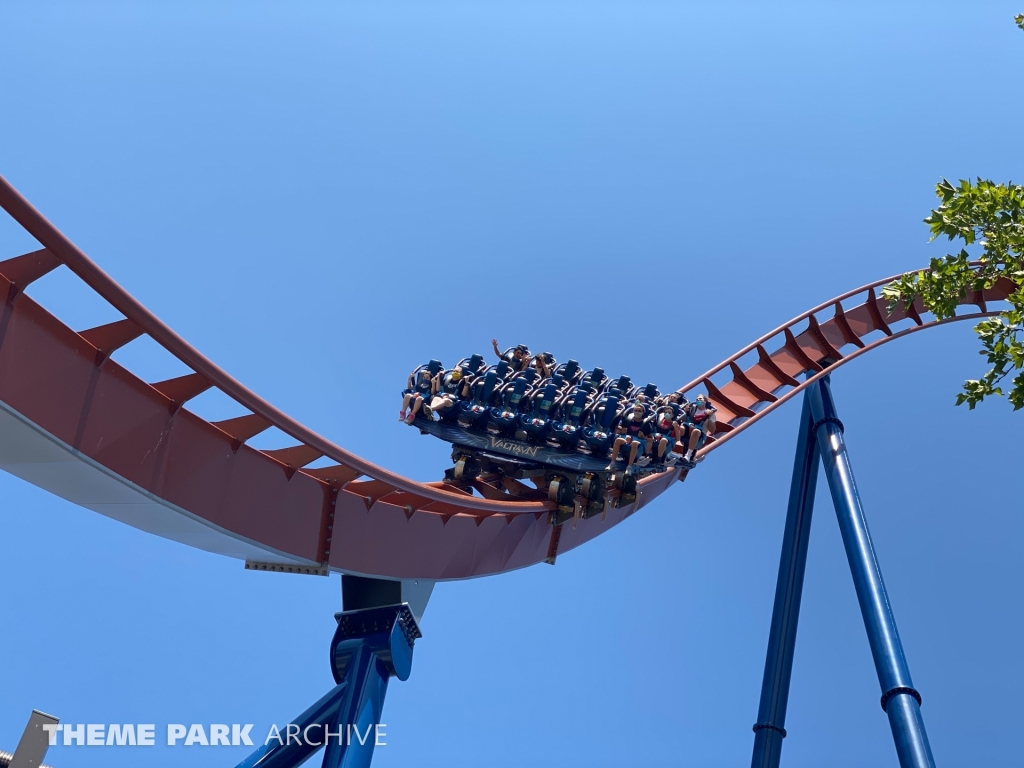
[548,477,563,502]
[547,475,576,512]
[579,473,605,519]
[614,474,638,508]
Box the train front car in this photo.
[401,352,705,523]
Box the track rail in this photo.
[0,177,542,514]
[686,271,1010,458]
[0,173,1010,579]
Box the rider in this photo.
[649,406,682,464]
[608,401,649,472]
[491,339,532,373]
[428,367,465,420]
[400,368,437,424]
[682,394,717,462]
[532,352,557,379]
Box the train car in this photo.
[402,352,703,522]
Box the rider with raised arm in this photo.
[492,338,532,373]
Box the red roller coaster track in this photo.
[0,174,1011,581]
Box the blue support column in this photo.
[232,603,420,768]
[319,646,388,768]
[321,604,418,768]
[750,391,820,768]
[807,376,936,768]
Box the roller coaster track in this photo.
[0,173,1012,580]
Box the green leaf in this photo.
[891,173,1024,409]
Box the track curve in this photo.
[0,173,1011,580]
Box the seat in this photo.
[457,370,499,430]
[556,359,581,383]
[488,378,530,435]
[580,367,606,391]
[457,354,485,376]
[581,394,620,457]
[509,367,538,386]
[478,359,510,383]
[405,359,443,389]
[517,382,559,442]
[551,388,590,449]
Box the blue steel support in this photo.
[233,603,420,768]
[319,645,389,768]
[807,376,936,768]
[233,682,350,768]
[750,390,820,768]
[321,604,418,768]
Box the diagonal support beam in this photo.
[232,682,349,768]
[750,390,819,768]
[807,376,935,768]
[752,377,936,768]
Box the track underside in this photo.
[0,172,1011,580]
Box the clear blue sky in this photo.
[0,2,1021,766]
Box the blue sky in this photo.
[0,2,1021,766]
